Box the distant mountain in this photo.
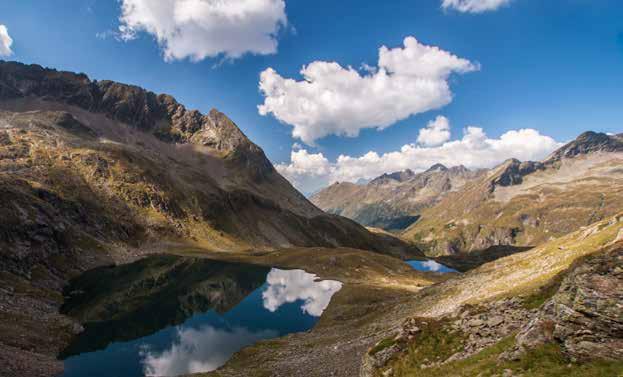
[311,164,486,231]
[403,131,623,256]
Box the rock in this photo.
[488,316,504,327]
[468,319,485,327]
[514,245,623,361]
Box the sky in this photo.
[1,0,622,194]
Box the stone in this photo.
[514,245,623,362]
[488,316,504,327]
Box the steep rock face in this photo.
[514,243,623,361]
[489,159,544,190]
[404,132,623,256]
[311,165,485,231]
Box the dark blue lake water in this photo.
[60,257,342,377]
[407,260,457,273]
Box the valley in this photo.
[0,61,621,377]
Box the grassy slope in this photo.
[372,214,623,377]
[389,335,623,377]
[410,213,623,318]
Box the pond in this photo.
[59,255,342,377]
[407,260,457,273]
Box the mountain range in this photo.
[313,131,623,258]
[311,164,486,231]
[404,131,623,256]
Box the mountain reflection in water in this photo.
[60,255,342,377]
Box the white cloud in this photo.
[259,36,478,145]
[141,325,276,376]
[417,115,451,147]
[0,25,14,57]
[118,0,287,61]
[442,0,512,13]
[276,127,563,194]
[262,268,342,317]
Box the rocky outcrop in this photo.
[511,243,623,361]
[362,298,537,376]
[490,159,544,190]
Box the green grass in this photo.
[369,337,398,356]
[520,272,564,310]
[384,319,466,375]
[387,334,623,377]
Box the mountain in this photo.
[311,164,486,231]
[0,60,417,270]
[403,131,623,256]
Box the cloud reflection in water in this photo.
[262,268,343,317]
[141,326,276,376]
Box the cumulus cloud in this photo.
[276,127,563,194]
[442,0,512,13]
[118,0,287,61]
[141,325,275,376]
[262,268,342,317]
[417,115,451,147]
[0,25,14,57]
[259,36,478,144]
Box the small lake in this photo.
[407,260,457,273]
[59,255,342,377]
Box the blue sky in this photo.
[1,0,622,193]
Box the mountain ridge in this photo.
[403,131,623,256]
[311,163,486,231]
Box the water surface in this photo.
[407,260,457,273]
[60,256,342,377]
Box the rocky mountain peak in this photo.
[490,158,544,189]
[425,163,448,173]
[0,61,254,155]
[370,169,416,184]
[544,131,623,164]
[448,165,470,174]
